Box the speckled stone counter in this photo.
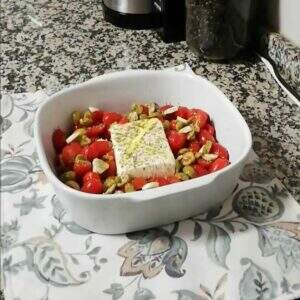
[258,30,300,97]
[1,0,300,202]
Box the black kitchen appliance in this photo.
[154,0,186,43]
[102,0,186,43]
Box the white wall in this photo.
[264,0,300,46]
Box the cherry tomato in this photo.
[176,106,191,120]
[82,140,112,161]
[197,159,211,170]
[102,112,122,127]
[160,104,176,120]
[105,159,117,177]
[166,176,180,184]
[152,177,169,186]
[132,177,146,190]
[193,164,209,177]
[167,130,187,153]
[211,143,229,159]
[83,171,100,183]
[81,177,103,194]
[52,128,66,152]
[203,123,215,136]
[209,158,229,172]
[61,142,82,167]
[198,129,216,144]
[104,150,115,161]
[141,105,149,115]
[118,115,129,124]
[189,141,200,153]
[191,109,209,128]
[86,124,106,138]
[160,104,173,113]
[74,160,92,177]
[82,145,96,161]
[91,110,103,124]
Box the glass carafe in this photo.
[186,0,254,60]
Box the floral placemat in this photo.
[1,87,300,300]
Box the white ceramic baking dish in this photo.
[34,70,252,234]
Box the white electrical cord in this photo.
[257,53,300,107]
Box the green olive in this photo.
[104,176,117,189]
[79,111,93,126]
[104,183,116,194]
[65,180,80,190]
[175,160,182,172]
[175,172,189,181]
[116,175,130,187]
[183,166,195,178]
[75,154,86,164]
[72,111,81,125]
[128,111,139,121]
[131,103,143,114]
[139,114,148,120]
[182,151,195,166]
[78,135,91,146]
[124,183,135,193]
[178,148,189,155]
[60,171,76,182]
[163,120,170,130]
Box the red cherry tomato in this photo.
[118,116,129,124]
[141,105,149,115]
[81,177,103,194]
[102,112,122,127]
[74,160,92,177]
[198,129,216,144]
[160,104,176,120]
[105,150,115,160]
[191,109,209,128]
[160,104,173,113]
[105,159,117,177]
[197,159,211,170]
[83,171,100,183]
[152,177,169,186]
[176,106,191,120]
[82,141,112,161]
[209,158,229,172]
[86,124,106,138]
[82,145,96,161]
[91,110,103,124]
[132,177,146,190]
[203,123,215,136]
[166,176,180,184]
[52,128,66,152]
[61,142,82,167]
[189,141,200,153]
[211,143,229,159]
[167,130,187,153]
[193,164,209,177]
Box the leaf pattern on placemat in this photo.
[206,225,231,269]
[239,258,277,300]
[172,273,227,300]
[257,225,300,273]
[118,227,187,279]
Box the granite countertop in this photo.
[1,0,299,202]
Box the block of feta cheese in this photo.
[110,118,175,179]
